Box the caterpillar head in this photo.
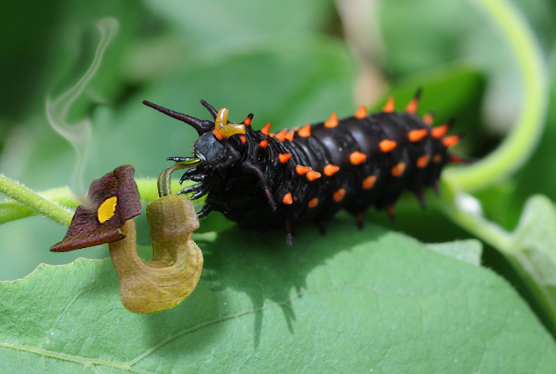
[142,99,248,167]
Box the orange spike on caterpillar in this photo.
[278,153,292,163]
[298,124,311,137]
[379,139,397,152]
[260,122,271,136]
[431,118,455,139]
[325,112,339,128]
[383,96,395,113]
[405,88,422,114]
[354,105,367,119]
[422,111,435,125]
[408,129,428,142]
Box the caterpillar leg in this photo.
[285,220,294,247]
[431,180,440,196]
[177,184,203,196]
[177,183,209,200]
[317,221,327,235]
[188,185,209,200]
[197,204,213,218]
[242,161,277,211]
[413,189,427,210]
[387,205,396,224]
[167,156,197,162]
[180,167,199,183]
[355,213,365,229]
[189,175,207,182]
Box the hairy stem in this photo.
[0,174,73,226]
[0,179,197,226]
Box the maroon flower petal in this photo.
[50,165,142,252]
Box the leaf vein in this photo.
[0,343,156,374]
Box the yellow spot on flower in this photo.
[97,196,118,223]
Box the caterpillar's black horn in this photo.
[142,100,214,135]
[200,99,218,120]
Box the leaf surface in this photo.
[1,221,555,373]
[504,195,556,331]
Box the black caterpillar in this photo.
[143,90,464,246]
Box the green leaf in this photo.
[427,239,483,266]
[143,0,335,56]
[1,222,554,373]
[438,192,556,334]
[504,195,556,331]
[380,0,480,74]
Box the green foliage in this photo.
[2,224,556,373]
[1,0,556,372]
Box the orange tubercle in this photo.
[442,135,461,148]
[295,165,311,175]
[408,129,428,142]
[323,164,340,176]
[244,116,252,126]
[306,171,321,181]
[333,188,346,202]
[354,105,367,119]
[379,139,397,152]
[391,162,406,177]
[239,135,247,144]
[260,122,271,136]
[433,153,442,163]
[285,130,294,141]
[405,98,418,114]
[349,151,367,165]
[282,193,293,205]
[278,153,292,163]
[383,96,395,113]
[422,112,434,126]
[298,124,311,138]
[275,129,287,142]
[431,124,449,139]
[308,197,319,208]
[324,112,339,128]
[259,140,269,148]
[416,154,430,168]
[362,175,377,189]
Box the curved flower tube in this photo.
[50,163,203,314]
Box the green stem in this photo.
[157,160,199,197]
[436,0,554,333]
[442,0,548,191]
[0,174,73,226]
[0,178,197,226]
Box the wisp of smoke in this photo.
[46,18,119,196]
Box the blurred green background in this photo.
[0,0,555,299]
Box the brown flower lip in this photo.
[50,165,142,252]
